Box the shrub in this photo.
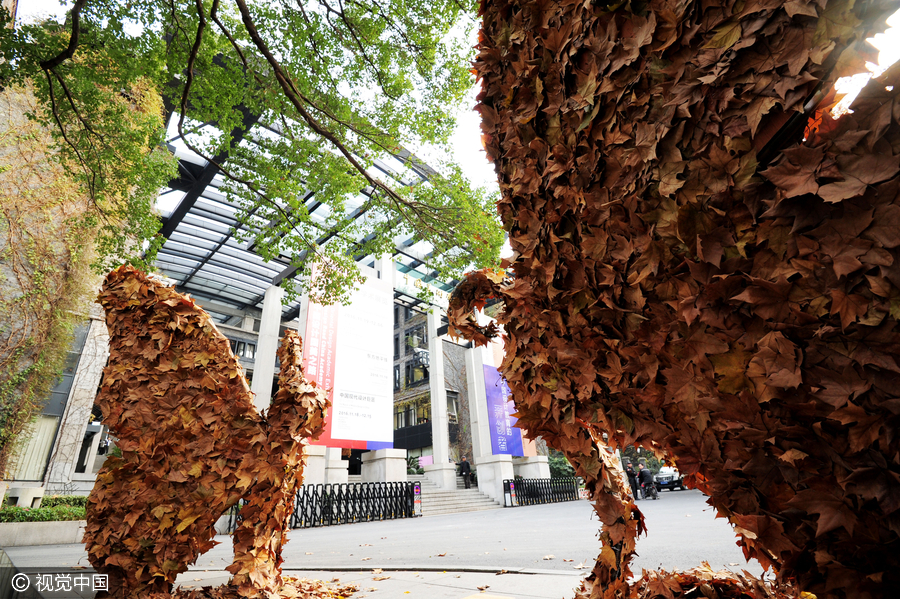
[0,505,85,522]
[549,449,575,478]
[40,495,88,509]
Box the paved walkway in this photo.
[5,490,766,599]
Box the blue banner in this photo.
[483,365,524,456]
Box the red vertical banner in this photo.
[302,301,343,446]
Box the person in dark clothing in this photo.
[637,463,656,499]
[625,462,639,499]
[459,456,472,489]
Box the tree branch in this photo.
[232,0,460,238]
[39,0,88,71]
[48,68,102,141]
[178,0,211,133]
[316,0,400,101]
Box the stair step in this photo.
[422,500,497,505]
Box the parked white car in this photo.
[654,466,684,491]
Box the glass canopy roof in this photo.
[153,110,462,324]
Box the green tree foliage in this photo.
[548,448,575,478]
[0,0,503,303]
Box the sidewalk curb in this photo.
[281,567,581,576]
[184,566,586,577]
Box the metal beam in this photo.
[159,106,260,240]
[269,201,372,288]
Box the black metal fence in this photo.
[503,477,580,507]
[224,481,422,533]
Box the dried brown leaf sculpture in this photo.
[451,0,900,598]
[83,266,330,598]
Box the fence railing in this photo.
[503,477,580,507]
[224,481,422,533]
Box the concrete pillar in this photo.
[513,456,551,479]
[324,447,348,484]
[465,344,493,463]
[250,285,284,413]
[361,448,408,483]
[474,454,515,505]
[76,424,104,478]
[301,445,327,486]
[44,308,109,491]
[423,309,456,490]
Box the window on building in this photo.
[416,400,431,424]
[394,365,401,391]
[406,362,427,387]
[447,390,459,423]
[394,404,415,429]
[229,339,257,360]
[394,306,401,328]
[393,335,400,359]
[405,325,427,354]
[8,323,90,482]
[404,306,414,320]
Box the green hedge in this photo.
[0,505,86,523]
[39,495,88,509]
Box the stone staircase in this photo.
[408,474,502,516]
[344,473,501,515]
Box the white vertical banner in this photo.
[306,265,394,448]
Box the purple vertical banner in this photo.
[483,365,524,456]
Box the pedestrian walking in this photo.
[459,456,472,489]
[625,462,639,499]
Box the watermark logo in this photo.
[10,573,29,592]
[8,571,109,596]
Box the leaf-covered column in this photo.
[85,267,329,599]
[227,331,328,597]
[461,0,900,597]
[85,266,268,597]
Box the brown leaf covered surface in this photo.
[84,266,333,598]
[451,0,900,598]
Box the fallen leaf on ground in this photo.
[574,562,587,569]
[497,569,509,575]
[437,553,446,557]
[373,576,391,581]
[478,585,490,591]
[372,569,383,574]
[543,554,555,560]
[563,559,573,562]
[361,557,371,561]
